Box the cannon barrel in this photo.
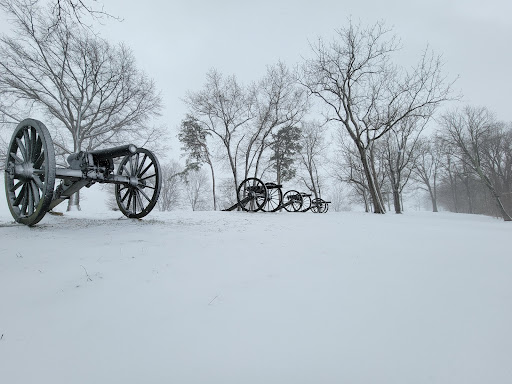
[88,144,137,161]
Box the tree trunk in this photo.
[392,188,401,214]
[464,177,474,214]
[447,167,458,213]
[67,191,81,211]
[67,139,81,211]
[480,174,512,221]
[358,146,385,213]
[208,162,217,211]
[426,184,438,212]
[363,192,369,213]
[493,194,512,221]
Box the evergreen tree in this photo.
[270,126,302,184]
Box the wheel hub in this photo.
[129,176,139,187]
[14,162,35,181]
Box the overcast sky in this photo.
[2,0,511,150]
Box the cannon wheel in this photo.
[4,119,56,226]
[115,148,162,218]
[311,198,326,213]
[261,183,283,212]
[283,190,303,212]
[301,194,312,212]
[237,177,267,212]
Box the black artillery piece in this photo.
[223,177,330,213]
[4,119,162,226]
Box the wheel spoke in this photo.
[30,180,40,207]
[10,180,24,192]
[122,164,131,176]
[126,189,133,210]
[23,129,31,160]
[129,155,135,175]
[135,190,145,212]
[21,186,28,214]
[30,127,37,161]
[140,161,154,177]
[27,185,34,216]
[16,137,27,161]
[34,150,45,169]
[14,184,26,206]
[32,175,44,191]
[10,152,24,164]
[121,188,130,203]
[136,154,148,176]
[137,187,152,202]
[140,173,156,181]
[33,136,43,163]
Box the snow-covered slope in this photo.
[0,185,511,384]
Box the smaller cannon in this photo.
[299,193,330,213]
[4,119,162,226]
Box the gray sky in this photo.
[2,0,512,149]
[95,1,512,136]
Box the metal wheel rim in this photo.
[4,119,55,225]
[115,148,161,218]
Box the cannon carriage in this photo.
[4,119,162,226]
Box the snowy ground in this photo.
[1,184,511,384]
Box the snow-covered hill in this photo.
[0,185,511,384]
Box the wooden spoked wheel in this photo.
[237,177,267,212]
[4,119,56,226]
[261,183,283,212]
[300,194,312,212]
[115,148,162,218]
[283,190,303,212]
[311,198,327,213]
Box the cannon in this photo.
[4,118,162,226]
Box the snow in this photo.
[1,181,511,384]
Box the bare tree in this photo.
[241,62,308,180]
[298,121,326,200]
[184,69,252,191]
[1,0,119,28]
[383,117,426,213]
[217,177,237,211]
[300,20,454,213]
[157,161,183,211]
[412,136,443,212]
[0,2,163,210]
[183,168,209,211]
[439,143,462,213]
[332,135,372,212]
[329,183,352,212]
[440,106,511,221]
